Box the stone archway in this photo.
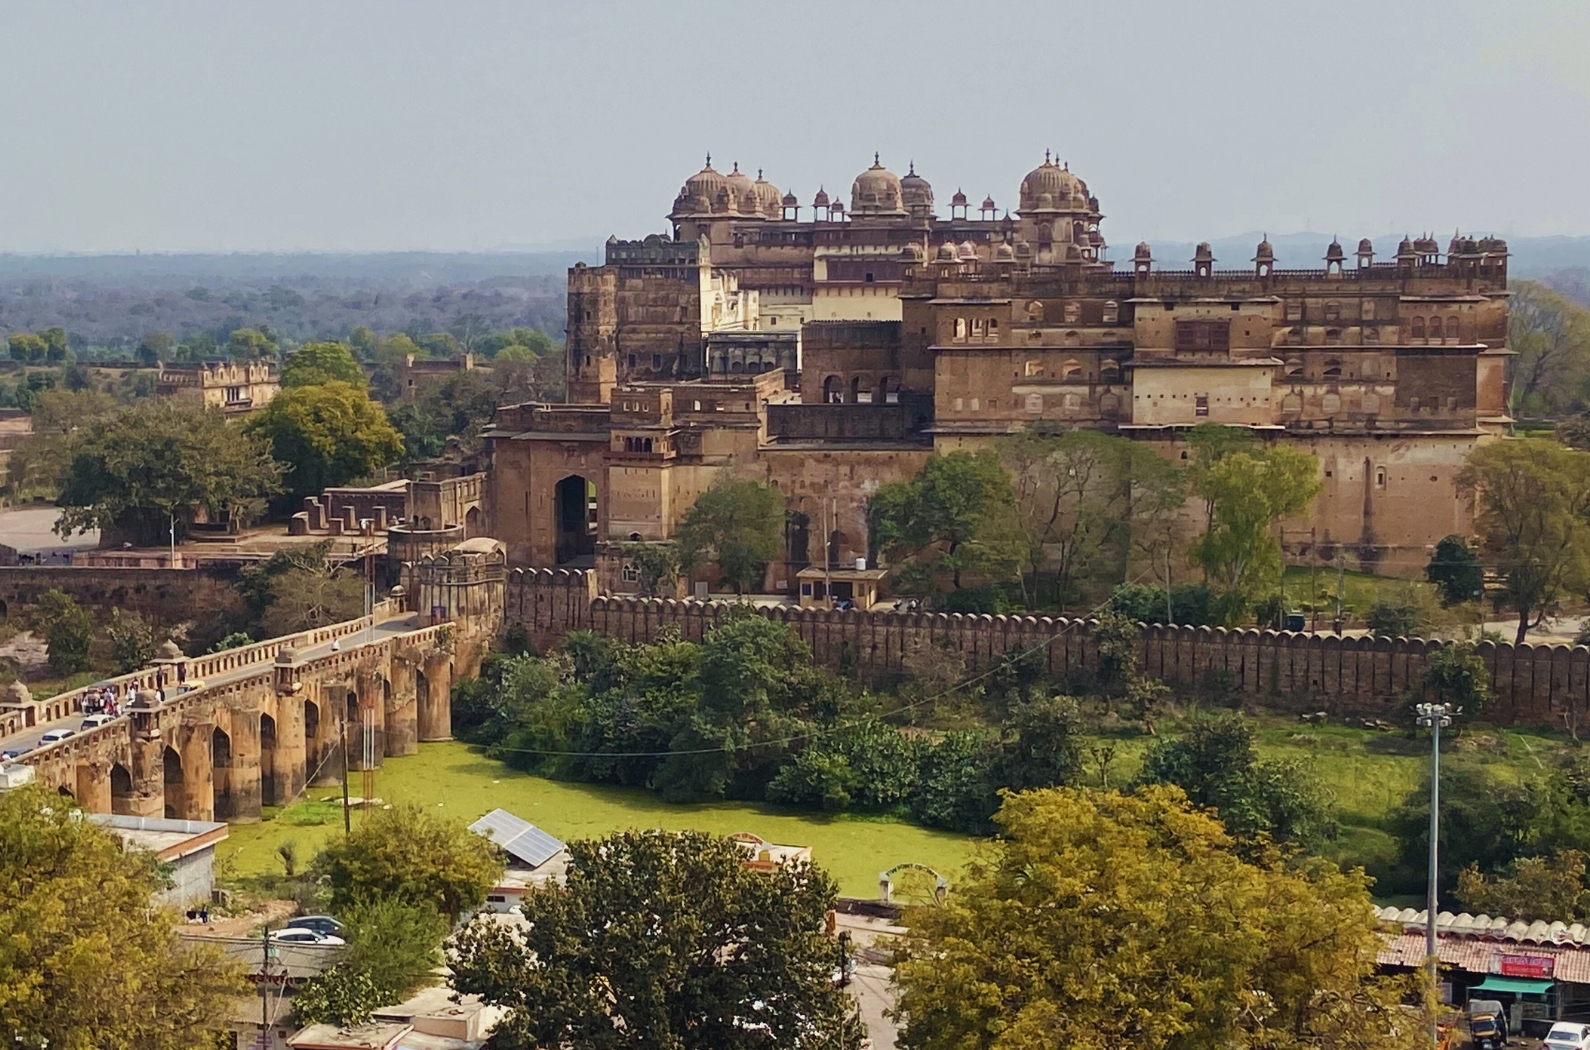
[259,713,280,806]
[110,762,135,815]
[162,746,183,819]
[211,726,241,820]
[554,474,597,565]
[305,699,336,787]
[464,506,483,539]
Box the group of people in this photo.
[81,685,122,717]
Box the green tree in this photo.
[1426,534,1484,607]
[1509,281,1590,414]
[1460,438,1590,643]
[258,564,364,637]
[7,388,119,499]
[677,474,785,594]
[0,783,244,1047]
[226,327,277,360]
[1188,441,1321,620]
[107,608,158,673]
[56,399,281,546]
[8,331,45,364]
[450,829,864,1050]
[281,341,368,388]
[31,587,95,675]
[39,327,69,363]
[137,330,173,367]
[313,802,504,921]
[291,965,386,1028]
[997,428,1141,610]
[894,787,1419,1050]
[1365,583,1436,638]
[870,450,1021,594]
[244,381,403,500]
[1134,712,1335,849]
[1455,849,1590,922]
[624,541,680,597]
[1387,761,1537,894]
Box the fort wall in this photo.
[506,569,1588,727]
[0,566,244,624]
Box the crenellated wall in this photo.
[504,570,1590,726]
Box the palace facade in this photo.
[485,153,1511,593]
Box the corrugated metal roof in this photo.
[1373,905,1590,947]
[1378,932,1590,985]
[467,809,565,869]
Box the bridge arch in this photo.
[162,746,183,819]
[110,762,134,815]
[259,713,279,806]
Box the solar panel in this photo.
[468,809,566,869]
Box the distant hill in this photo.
[0,249,599,285]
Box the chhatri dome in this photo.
[850,154,906,216]
[899,161,934,217]
[671,153,727,217]
[1018,149,1092,214]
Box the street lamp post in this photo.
[1416,701,1454,1048]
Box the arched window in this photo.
[1102,300,1119,324]
[1428,316,1443,341]
[851,376,873,404]
[1026,300,1044,322]
[1323,359,1342,378]
[1285,358,1304,378]
[954,318,968,340]
[1061,359,1083,381]
[1447,315,1460,341]
[987,318,999,337]
[1063,302,1081,323]
[1411,316,1425,341]
[1100,359,1121,381]
[971,318,985,338]
[823,375,843,404]
[1024,359,1044,377]
[880,376,900,404]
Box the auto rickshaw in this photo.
[1467,998,1509,1049]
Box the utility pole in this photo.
[1334,552,1346,635]
[1416,701,1454,1049]
[260,921,270,1049]
[339,716,352,837]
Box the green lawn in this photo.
[221,741,978,899]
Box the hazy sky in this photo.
[3,0,1588,253]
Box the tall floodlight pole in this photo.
[1416,701,1454,1049]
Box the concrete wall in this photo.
[505,569,1590,726]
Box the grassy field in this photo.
[218,718,1574,904]
[221,741,979,899]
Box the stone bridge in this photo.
[4,609,462,821]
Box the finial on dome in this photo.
[874,151,880,166]
[1064,160,1069,171]
[732,161,739,173]
[1044,148,1051,164]
[908,160,915,175]
[705,151,711,167]
[757,168,763,179]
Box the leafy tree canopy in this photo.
[0,784,244,1048]
[313,802,504,921]
[677,475,785,594]
[870,450,1021,593]
[894,786,1418,1050]
[450,829,864,1050]
[244,380,403,500]
[1134,712,1336,849]
[1426,534,1485,607]
[56,399,281,546]
[1459,438,1590,642]
[1456,849,1590,923]
[281,340,368,388]
[32,586,95,675]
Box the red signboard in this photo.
[1496,953,1556,978]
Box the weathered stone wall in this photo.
[0,566,244,625]
[505,569,1590,727]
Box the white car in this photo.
[269,928,345,946]
[38,728,75,744]
[79,714,116,730]
[1545,1023,1590,1050]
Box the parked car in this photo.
[285,915,345,938]
[1,746,31,760]
[1545,1022,1590,1050]
[269,928,345,946]
[79,714,117,730]
[38,728,75,744]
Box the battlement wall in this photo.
[504,570,1588,725]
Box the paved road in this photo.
[0,506,98,560]
[2,615,422,759]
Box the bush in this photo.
[939,585,1010,614]
[1366,584,1436,638]
[1105,581,1218,626]
[32,588,94,675]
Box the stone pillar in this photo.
[127,739,166,818]
[350,674,385,772]
[418,652,452,742]
[263,696,307,807]
[384,659,418,757]
[179,728,214,822]
[76,762,111,814]
[214,713,262,823]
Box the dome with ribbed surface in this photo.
[851,154,905,216]
[900,162,933,216]
[1018,151,1089,214]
